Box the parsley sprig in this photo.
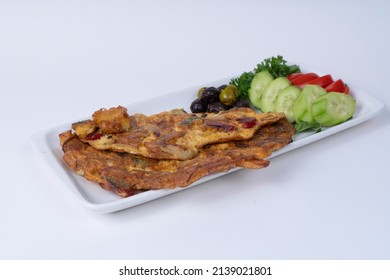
[230,55,300,99]
[230,71,255,100]
[254,55,300,79]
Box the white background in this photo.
[1,0,389,260]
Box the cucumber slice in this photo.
[293,85,326,123]
[312,91,356,126]
[274,86,301,123]
[248,71,274,109]
[259,77,290,113]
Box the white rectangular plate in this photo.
[31,72,384,213]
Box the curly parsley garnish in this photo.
[230,55,300,99]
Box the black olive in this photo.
[217,84,227,91]
[201,87,220,103]
[190,98,207,113]
[232,99,251,108]
[207,101,226,113]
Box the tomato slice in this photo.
[305,74,334,88]
[325,79,348,93]
[290,73,319,86]
[287,73,304,81]
[343,85,350,94]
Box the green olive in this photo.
[197,87,206,98]
[219,85,238,106]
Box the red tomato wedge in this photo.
[290,73,319,86]
[305,74,334,88]
[325,79,349,94]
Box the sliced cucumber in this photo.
[312,91,356,126]
[248,71,274,109]
[274,86,301,123]
[259,77,290,113]
[293,85,326,123]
